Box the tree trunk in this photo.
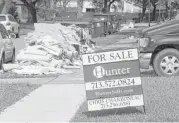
[25,4,37,23]
[165,2,168,18]
[102,0,108,13]
[141,6,146,21]
[21,0,37,23]
[31,9,37,23]
[168,8,171,19]
[152,5,156,21]
[107,0,116,13]
[108,1,113,12]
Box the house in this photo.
[56,0,94,13]
[65,0,142,13]
[122,0,142,13]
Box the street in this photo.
[13,35,25,56]
[12,28,33,56]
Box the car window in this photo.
[0,24,9,39]
[0,16,6,21]
[8,15,16,22]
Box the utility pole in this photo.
[159,6,161,21]
[148,0,151,27]
[169,5,171,20]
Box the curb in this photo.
[0,77,57,85]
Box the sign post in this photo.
[82,49,145,112]
[148,0,151,27]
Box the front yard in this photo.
[0,82,40,113]
[71,76,179,122]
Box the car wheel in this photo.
[11,50,15,63]
[0,53,4,70]
[153,48,179,76]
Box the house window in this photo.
[86,8,95,12]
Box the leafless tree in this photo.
[20,0,40,23]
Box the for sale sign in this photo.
[82,49,144,111]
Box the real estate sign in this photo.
[82,49,144,111]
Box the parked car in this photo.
[0,14,20,38]
[0,24,16,69]
[138,16,179,76]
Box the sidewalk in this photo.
[0,74,86,122]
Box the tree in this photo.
[103,0,119,13]
[8,3,17,17]
[92,0,120,13]
[20,0,41,23]
[92,0,104,12]
[158,0,179,19]
[150,0,159,21]
[37,0,57,20]
[158,0,172,19]
[139,0,148,21]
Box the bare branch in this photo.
[21,0,30,8]
[33,0,39,5]
[21,0,36,10]
[65,0,71,5]
[108,0,116,9]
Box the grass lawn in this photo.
[93,34,129,47]
[71,76,179,122]
[0,72,59,79]
[0,83,40,113]
[0,68,80,79]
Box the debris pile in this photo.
[3,23,94,75]
[120,21,135,31]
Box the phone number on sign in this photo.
[86,77,141,90]
[101,101,131,109]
